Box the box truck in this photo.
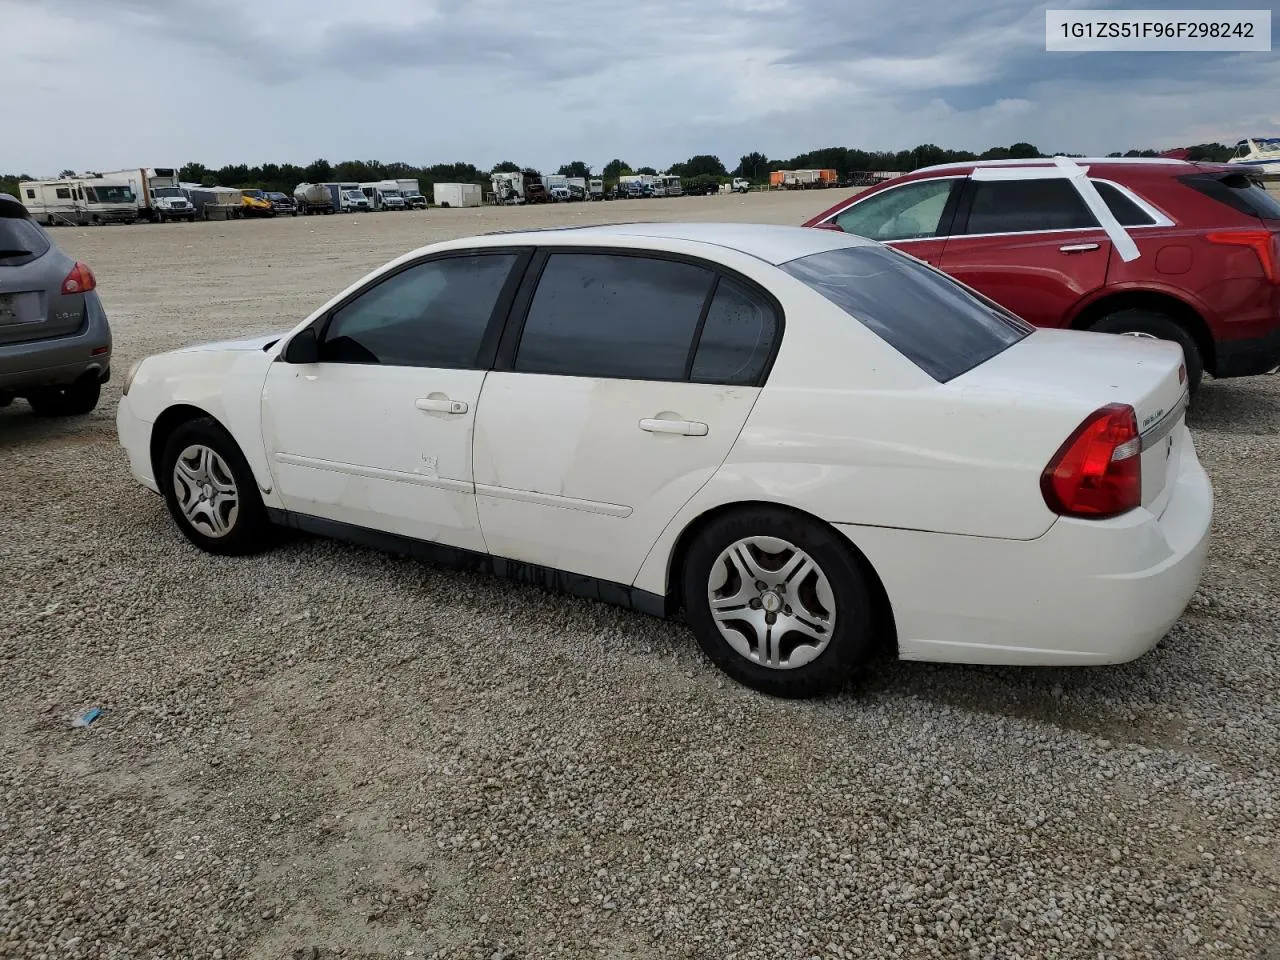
[433,183,482,208]
[396,179,427,209]
[99,167,196,221]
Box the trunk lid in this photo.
[954,328,1190,513]
[0,218,83,346]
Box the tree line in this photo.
[1,141,1243,201]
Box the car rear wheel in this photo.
[1090,309,1204,393]
[160,417,274,556]
[27,377,100,416]
[682,507,877,698]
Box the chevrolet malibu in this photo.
[116,223,1212,697]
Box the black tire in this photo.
[159,417,274,556]
[1089,308,1203,393]
[27,377,100,416]
[681,506,877,698]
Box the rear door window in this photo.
[781,245,1031,382]
[514,253,715,380]
[960,179,1098,234]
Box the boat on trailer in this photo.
[1227,138,1280,178]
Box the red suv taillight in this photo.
[1041,403,1142,520]
[61,261,96,295]
[1205,230,1278,283]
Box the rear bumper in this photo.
[840,423,1213,666]
[1214,325,1280,378]
[0,293,112,392]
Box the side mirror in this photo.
[283,327,319,364]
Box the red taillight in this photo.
[1205,230,1277,283]
[61,261,96,295]
[1041,403,1142,520]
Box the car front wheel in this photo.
[682,507,877,698]
[160,417,273,555]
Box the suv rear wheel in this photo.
[1089,308,1204,393]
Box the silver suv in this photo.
[0,193,111,415]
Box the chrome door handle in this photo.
[1059,242,1100,253]
[639,418,708,436]
[415,397,468,414]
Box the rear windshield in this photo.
[0,216,52,267]
[781,245,1033,382]
[1177,173,1280,220]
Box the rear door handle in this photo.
[1059,242,1100,253]
[639,418,708,436]
[415,397,468,414]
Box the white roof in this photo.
[461,221,874,265]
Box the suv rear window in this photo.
[1177,173,1280,220]
[0,215,52,267]
[781,245,1032,382]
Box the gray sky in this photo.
[3,0,1277,176]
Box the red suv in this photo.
[804,158,1280,390]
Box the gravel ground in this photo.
[1,190,1278,960]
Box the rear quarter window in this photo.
[1177,173,1280,221]
[781,245,1032,382]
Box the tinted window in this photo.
[962,180,1097,234]
[691,278,779,384]
[320,254,516,368]
[781,245,1032,382]
[0,216,52,266]
[515,253,714,380]
[834,179,955,241]
[25,189,34,199]
[1093,181,1156,226]
[1177,173,1280,220]
[55,188,71,200]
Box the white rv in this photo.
[18,178,138,226]
[98,167,196,222]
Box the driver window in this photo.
[833,179,956,242]
[319,253,517,368]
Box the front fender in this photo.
[123,350,277,504]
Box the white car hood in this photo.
[173,334,284,354]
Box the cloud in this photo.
[2,0,1277,175]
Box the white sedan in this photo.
[117,223,1212,697]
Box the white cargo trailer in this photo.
[432,183,481,208]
